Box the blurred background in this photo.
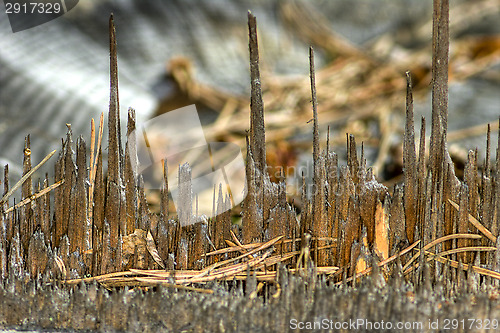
[0,0,499,194]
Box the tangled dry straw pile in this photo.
[1,1,500,331]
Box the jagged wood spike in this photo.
[359,180,387,249]
[105,180,122,272]
[20,135,33,254]
[360,142,366,181]
[68,137,88,254]
[404,71,418,244]
[100,220,113,275]
[495,117,500,241]
[485,123,491,178]
[248,11,266,178]
[326,151,338,262]
[224,194,232,246]
[156,212,170,269]
[21,135,32,200]
[309,46,327,265]
[344,197,359,269]
[346,133,349,167]
[481,135,493,263]
[300,170,308,236]
[40,175,51,242]
[457,184,470,264]
[465,150,478,219]
[374,197,390,261]
[27,228,49,278]
[161,159,169,220]
[278,175,286,208]
[8,223,23,281]
[124,108,137,235]
[429,0,449,201]
[53,146,65,248]
[119,185,128,240]
[443,163,458,252]
[92,146,105,276]
[422,170,433,246]
[62,128,76,247]
[242,136,261,244]
[389,186,406,255]
[191,220,207,270]
[137,176,150,231]
[313,158,328,265]
[215,184,225,249]
[481,167,493,262]
[347,135,359,185]
[77,138,89,255]
[177,234,189,270]
[108,14,121,184]
[0,213,6,280]
[105,14,123,271]
[3,164,8,199]
[326,125,330,157]
[417,116,426,241]
[310,47,320,167]
[429,134,446,242]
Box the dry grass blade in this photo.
[127,243,336,283]
[96,277,143,288]
[432,246,497,258]
[253,252,297,269]
[448,199,497,242]
[402,233,482,271]
[5,180,64,213]
[423,233,482,251]
[209,237,329,257]
[403,246,497,275]
[62,271,135,285]
[225,240,251,258]
[0,149,56,204]
[129,269,198,277]
[201,235,283,274]
[127,245,279,284]
[177,250,273,284]
[209,240,270,257]
[428,250,500,280]
[228,230,254,259]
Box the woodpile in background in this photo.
[1,1,500,331]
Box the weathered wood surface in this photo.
[0,269,499,333]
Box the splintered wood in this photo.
[1,1,500,292]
